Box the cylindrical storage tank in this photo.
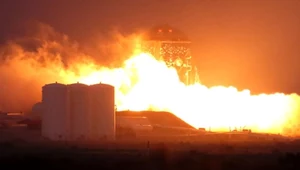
[89,83,115,140]
[31,102,43,120]
[42,83,70,141]
[68,83,90,141]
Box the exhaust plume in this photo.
[1,22,300,137]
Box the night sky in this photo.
[1,0,300,94]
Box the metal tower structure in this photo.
[141,25,199,85]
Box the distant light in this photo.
[7,112,23,116]
[158,29,162,33]
[168,29,172,32]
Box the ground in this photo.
[1,127,300,170]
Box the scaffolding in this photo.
[142,25,200,85]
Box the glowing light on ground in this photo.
[57,52,300,136]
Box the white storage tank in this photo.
[89,83,115,140]
[42,82,70,141]
[31,102,43,120]
[68,83,90,140]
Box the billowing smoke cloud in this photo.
[82,28,144,67]
[2,21,300,137]
[0,21,140,112]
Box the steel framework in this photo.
[141,25,200,85]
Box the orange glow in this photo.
[58,50,300,137]
[2,26,300,137]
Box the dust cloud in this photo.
[0,22,137,112]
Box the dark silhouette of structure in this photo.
[142,24,200,85]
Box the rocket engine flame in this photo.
[75,52,300,136]
[1,23,300,137]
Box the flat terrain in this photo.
[1,127,300,170]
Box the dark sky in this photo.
[1,0,300,94]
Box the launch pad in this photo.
[142,25,200,85]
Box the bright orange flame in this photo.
[2,24,299,137]
[59,51,300,137]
